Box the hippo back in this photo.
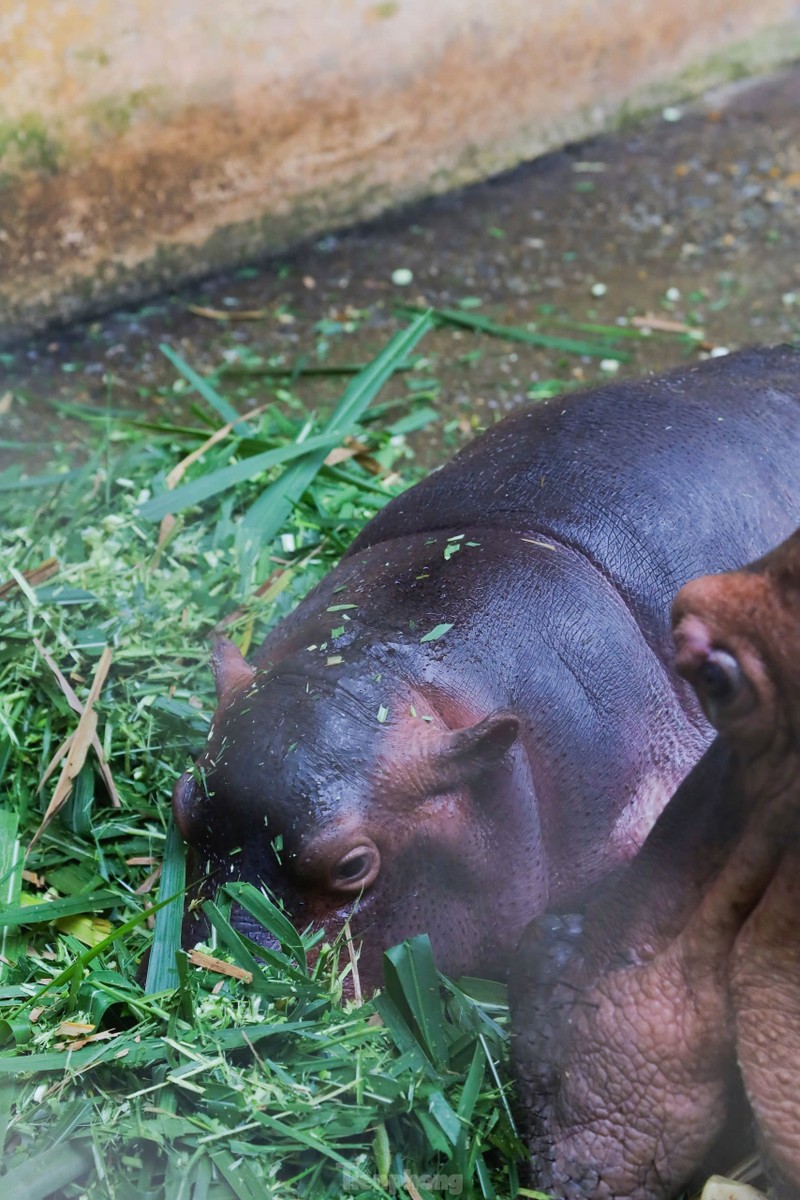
[349,346,800,649]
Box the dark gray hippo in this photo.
[173,345,800,992]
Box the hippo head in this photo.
[173,638,539,991]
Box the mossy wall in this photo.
[1,0,799,342]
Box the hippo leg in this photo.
[731,837,800,1197]
[511,906,734,1199]
[510,742,791,1200]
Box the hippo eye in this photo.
[697,652,740,703]
[693,649,751,727]
[330,842,380,893]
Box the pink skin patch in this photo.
[672,613,714,678]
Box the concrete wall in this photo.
[1,0,799,342]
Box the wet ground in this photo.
[2,67,800,473]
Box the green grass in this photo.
[0,317,527,1200]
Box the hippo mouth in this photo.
[229,905,283,955]
[228,895,375,985]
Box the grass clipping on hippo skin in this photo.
[0,318,531,1200]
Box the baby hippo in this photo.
[510,528,800,1199]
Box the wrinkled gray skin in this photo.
[510,529,800,1199]
[174,346,800,993]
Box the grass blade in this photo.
[0,1142,93,1200]
[398,303,631,360]
[0,891,120,929]
[457,1042,487,1126]
[0,466,89,492]
[220,359,416,378]
[144,817,186,993]
[548,317,646,339]
[426,1089,462,1146]
[382,935,449,1069]
[136,431,342,521]
[0,811,23,976]
[208,1149,266,1200]
[160,344,251,434]
[0,1037,166,1075]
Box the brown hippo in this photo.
[510,527,800,1199]
[173,346,800,992]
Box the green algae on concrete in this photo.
[85,89,165,140]
[0,114,63,178]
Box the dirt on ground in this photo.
[2,67,800,473]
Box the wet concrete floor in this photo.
[2,67,800,474]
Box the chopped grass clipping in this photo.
[420,623,454,643]
[0,319,524,1199]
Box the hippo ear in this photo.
[211,636,256,703]
[434,710,520,782]
[172,770,199,839]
